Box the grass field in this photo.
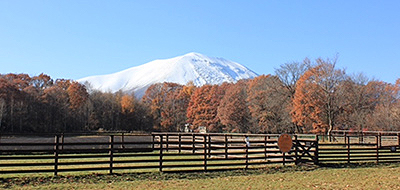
[1,163,399,189]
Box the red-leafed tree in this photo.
[292,57,347,135]
[187,84,227,132]
[217,80,251,133]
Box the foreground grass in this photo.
[1,163,400,189]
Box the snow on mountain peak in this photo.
[78,53,258,97]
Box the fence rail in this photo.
[1,132,400,176]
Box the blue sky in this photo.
[1,1,399,83]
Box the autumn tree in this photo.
[158,82,196,132]
[142,82,183,131]
[187,84,227,132]
[275,59,311,133]
[333,74,378,131]
[246,75,293,133]
[366,79,400,131]
[292,57,347,135]
[217,80,251,133]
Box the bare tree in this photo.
[275,58,311,133]
[275,58,311,98]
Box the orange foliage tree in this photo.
[142,82,184,131]
[217,80,251,133]
[292,57,347,134]
[187,84,227,132]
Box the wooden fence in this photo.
[0,133,317,176]
[318,133,400,164]
[1,132,399,176]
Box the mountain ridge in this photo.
[78,52,259,97]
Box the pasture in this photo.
[1,132,400,189]
[1,163,400,189]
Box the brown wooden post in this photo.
[376,135,379,164]
[160,134,163,172]
[54,135,60,176]
[121,132,125,150]
[245,135,249,169]
[398,133,400,147]
[152,134,155,150]
[208,134,211,158]
[264,136,268,160]
[294,135,299,165]
[225,134,228,159]
[61,133,64,151]
[314,135,319,165]
[347,136,350,164]
[109,135,114,174]
[166,134,169,152]
[192,133,195,154]
[178,133,182,153]
[203,135,207,171]
[360,131,364,144]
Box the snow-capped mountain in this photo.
[78,52,258,97]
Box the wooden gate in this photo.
[293,135,319,165]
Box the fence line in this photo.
[1,132,400,176]
[0,133,317,176]
[318,134,400,164]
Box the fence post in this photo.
[152,134,155,150]
[294,135,299,165]
[54,135,60,176]
[398,133,400,147]
[192,133,195,154]
[314,135,319,165]
[208,134,211,158]
[109,135,114,174]
[225,134,228,159]
[203,135,207,171]
[360,131,364,144]
[121,132,125,150]
[179,133,182,153]
[347,136,351,164]
[264,136,267,160]
[376,135,379,164]
[61,133,64,151]
[245,135,249,169]
[166,134,169,152]
[160,134,163,172]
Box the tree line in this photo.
[1,57,399,134]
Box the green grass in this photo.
[1,163,400,189]
[0,151,259,178]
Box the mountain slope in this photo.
[78,52,258,97]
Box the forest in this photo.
[0,57,399,134]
